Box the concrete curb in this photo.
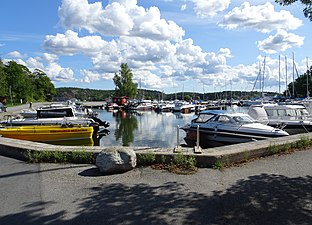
[1,133,312,167]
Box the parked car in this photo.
[0,103,7,112]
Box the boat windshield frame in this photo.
[192,112,255,124]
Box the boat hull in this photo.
[0,125,93,142]
[183,127,285,148]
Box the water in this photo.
[96,110,197,148]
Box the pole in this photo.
[194,125,202,153]
[279,55,281,94]
[285,56,288,97]
[174,125,182,152]
[262,56,266,98]
[307,57,309,98]
[292,52,295,98]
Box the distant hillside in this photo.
[54,87,115,101]
[54,87,278,101]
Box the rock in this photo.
[95,147,137,174]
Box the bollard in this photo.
[194,125,202,153]
[174,125,182,153]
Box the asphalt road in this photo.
[1,148,312,225]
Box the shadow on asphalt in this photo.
[1,173,312,225]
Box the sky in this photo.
[0,0,312,95]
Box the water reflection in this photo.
[113,111,138,146]
[37,110,196,147]
[98,110,196,148]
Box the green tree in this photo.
[286,66,312,98]
[113,63,137,98]
[275,0,312,21]
[4,61,32,103]
[32,69,56,101]
[184,95,192,101]
[0,60,8,96]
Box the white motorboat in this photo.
[172,101,195,113]
[181,110,289,148]
[154,102,175,113]
[248,104,312,135]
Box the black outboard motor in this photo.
[89,116,110,128]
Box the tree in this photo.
[4,61,32,103]
[286,66,312,98]
[0,60,8,96]
[113,63,137,98]
[32,69,56,101]
[275,0,312,21]
[184,95,192,101]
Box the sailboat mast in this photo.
[307,57,310,98]
[262,56,266,97]
[279,55,281,94]
[292,52,295,98]
[285,56,288,97]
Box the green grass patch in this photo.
[137,152,156,166]
[212,160,224,170]
[267,135,312,155]
[24,150,95,164]
[167,153,197,174]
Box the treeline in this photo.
[55,87,115,101]
[0,60,55,104]
[54,87,279,102]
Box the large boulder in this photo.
[95,147,137,174]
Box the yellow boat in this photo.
[0,125,93,142]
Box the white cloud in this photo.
[220,2,302,33]
[258,30,304,54]
[193,0,231,18]
[58,0,184,42]
[46,63,75,82]
[41,53,59,63]
[181,4,186,11]
[7,51,26,58]
[26,57,44,70]
[43,30,110,56]
[81,70,101,83]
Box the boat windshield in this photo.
[231,115,254,124]
[193,113,215,123]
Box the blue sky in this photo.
[1,0,311,94]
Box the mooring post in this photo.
[194,125,202,153]
[174,125,182,153]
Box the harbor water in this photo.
[96,109,197,148]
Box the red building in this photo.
[112,96,128,106]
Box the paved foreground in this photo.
[1,149,312,225]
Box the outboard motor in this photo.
[89,116,110,128]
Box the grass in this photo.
[212,160,224,170]
[25,150,95,164]
[137,152,156,165]
[148,152,197,175]
[211,135,312,170]
[267,136,312,155]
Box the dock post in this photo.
[174,125,182,153]
[194,125,202,153]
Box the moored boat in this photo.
[181,110,289,148]
[248,104,312,135]
[0,124,93,142]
